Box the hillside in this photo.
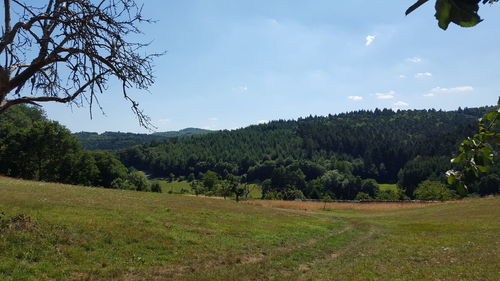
[117,107,496,197]
[0,177,498,281]
[74,128,213,151]
[2,104,498,201]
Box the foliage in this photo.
[128,171,151,192]
[263,191,284,200]
[216,181,232,199]
[406,0,498,30]
[355,192,373,201]
[74,128,212,151]
[110,177,135,190]
[375,188,409,201]
[0,104,159,193]
[413,180,457,201]
[360,179,379,198]
[397,156,452,198]
[151,182,162,193]
[0,0,162,127]
[233,183,250,202]
[202,170,219,191]
[2,105,498,200]
[447,99,499,195]
[476,174,500,195]
[115,107,496,200]
[0,104,46,128]
[190,180,205,196]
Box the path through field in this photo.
[0,178,498,281]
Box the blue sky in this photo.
[43,0,500,133]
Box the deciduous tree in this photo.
[0,0,162,127]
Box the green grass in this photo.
[151,180,193,194]
[379,183,398,191]
[0,177,498,281]
[152,180,263,199]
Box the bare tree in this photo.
[0,0,162,127]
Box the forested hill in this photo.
[117,107,490,185]
[74,128,212,151]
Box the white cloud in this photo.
[399,74,407,79]
[258,120,269,124]
[374,90,395,100]
[393,101,409,107]
[424,86,474,97]
[415,72,432,78]
[208,117,218,121]
[365,35,376,46]
[406,57,422,63]
[348,95,363,101]
[233,85,248,93]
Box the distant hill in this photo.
[117,107,495,186]
[74,128,212,151]
[152,128,213,138]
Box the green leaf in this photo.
[447,174,456,185]
[435,0,483,30]
[483,110,497,121]
[476,165,490,173]
[451,153,465,163]
[457,182,467,196]
[435,0,453,29]
[450,0,482,27]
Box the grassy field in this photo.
[150,180,262,199]
[245,199,448,211]
[378,183,398,191]
[150,180,193,194]
[0,177,499,281]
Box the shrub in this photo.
[355,192,372,201]
[477,174,500,196]
[128,171,151,192]
[110,178,135,190]
[151,182,162,193]
[284,189,305,201]
[263,191,283,200]
[376,188,409,201]
[413,180,457,201]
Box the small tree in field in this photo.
[0,0,162,126]
[216,181,232,199]
[322,195,333,210]
[233,183,249,202]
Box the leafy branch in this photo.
[447,98,500,195]
[406,0,498,30]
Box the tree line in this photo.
[0,105,161,193]
[1,104,498,200]
[116,106,499,200]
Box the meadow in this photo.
[0,177,498,281]
[150,180,262,199]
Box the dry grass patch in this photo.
[244,199,459,211]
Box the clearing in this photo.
[0,177,498,281]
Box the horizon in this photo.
[39,1,500,133]
[67,103,495,134]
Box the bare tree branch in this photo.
[0,0,163,128]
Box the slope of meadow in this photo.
[0,177,498,281]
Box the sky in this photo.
[41,0,500,133]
